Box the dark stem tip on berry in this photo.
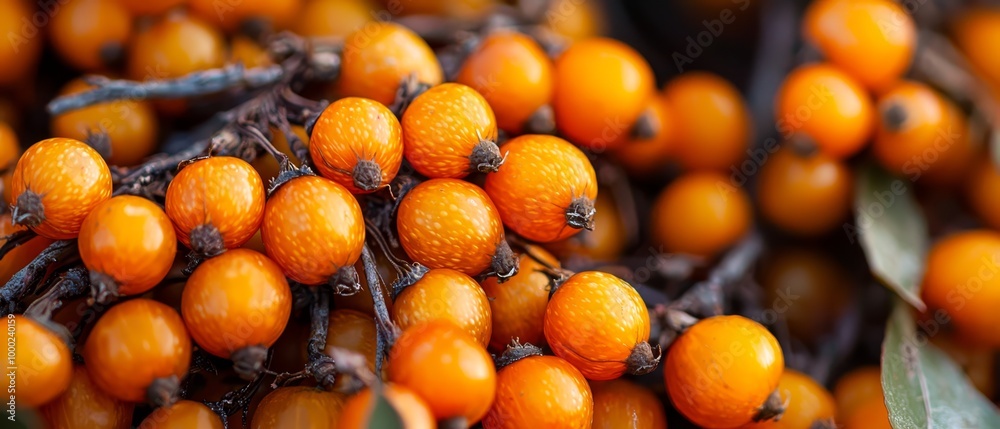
[98,42,126,70]
[565,197,596,230]
[12,190,45,228]
[439,417,469,429]
[625,341,662,376]
[147,375,181,409]
[789,135,818,158]
[493,339,543,369]
[329,265,361,296]
[809,418,838,429]
[489,240,519,283]
[352,159,383,192]
[306,355,338,389]
[469,139,504,173]
[239,17,271,41]
[189,223,226,259]
[753,388,788,423]
[232,345,268,381]
[524,104,556,135]
[88,271,120,306]
[267,164,316,196]
[881,101,909,133]
[630,107,659,141]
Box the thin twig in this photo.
[667,231,765,317]
[0,240,76,314]
[361,244,398,377]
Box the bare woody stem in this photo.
[0,240,76,313]
[667,231,764,317]
[361,244,399,377]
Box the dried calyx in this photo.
[565,197,596,230]
[493,340,543,369]
[469,139,505,173]
[487,240,519,283]
[12,190,45,228]
[625,341,662,376]
[189,223,226,258]
[352,159,383,192]
[232,345,268,381]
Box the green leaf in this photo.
[852,164,928,311]
[366,386,405,429]
[882,302,1000,428]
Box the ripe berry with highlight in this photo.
[310,97,403,193]
[650,171,752,258]
[591,379,667,429]
[11,315,72,407]
[757,148,853,236]
[138,400,223,429]
[481,248,558,352]
[338,22,443,105]
[50,0,132,72]
[393,268,492,347]
[40,365,134,429]
[483,355,593,429]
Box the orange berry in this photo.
[127,13,225,81]
[393,268,492,347]
[544,271,653,380]
[251,386,346,429]
[11,315,73,407]
[324,309,380,391]
[832,366,883,422]
[774,63,875,159]
[40,365,135,429]
[0,212,54,283]
[953,8,1000,88]
[189,0,303,32]
[757,247,854,341]
[803,0,915,92]
[337,384,435,429]
[483,355,593,429]
[0,121,20,169]
[402,83,501,178]
[663,72,752,171]
[228,35,272,68]
[294,0,372,39]
[665,315,784,429]
[591,379,667,429]
[740,370,835,429]
[456,31,555,134]
[50,0,132,72]
[553,38,654,150]
[650,171,752,258]
[79,196,177,299]
[138,400,223,429]
[757,148,853,236]
[115,0,185,16]
[611,95,674,176]
[10,138,112,239]
[262,175,365,285]
[543,0,604,42]
[481,248,558,352]
[388,321,497,424]
[165,157,265,256]
[0,1,43,86]
[967,159,1000,230]
[339,22,443,105]
[388,0,496,19]
[842,396,891,429]
[396,178,513,278]
[484,134,597,243]
[84,298,191,404]
[545,192,627,262]
[310,97,403,193]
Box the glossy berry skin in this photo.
[324,310,380,391]
[553,38,654,150]
[388,321,497,424]
[182,249,291,360]
[740,370,835,429]
[337,384,435,429]
[953,9,1000,88]
[402,83,500,179]
[12,316,72,407]
[757,148,853,236]
[481,248,558,352]
[0,213,54,283]
[611,95,674,176]
[483,356,593,429]
[127,13,225,82]
[84,298,191,404]
[545,192,627,262]
[544,271,651,380]
[651,171,752,258]
[293,0,371,39]
[543,0,604,41]
[116,0,185,15]
[393,268,492,347]
[456,31,555,133]
[775,64,875,159]
[665,315,784,429]
[262,176,365,285]
[251,386,346,429]
[11,138,113,239]
[79,196,177,297]
[591,379,667,429]
[803,0,915,92]
[832,366,882,422]
[0,1,43,86]
[310,97,403,193]
[40,365,134,429]
[50,0,132,72]
[339,22,443,105]
[662,72,751,171]
[397,178,508,277]
[967,159,1000,230]
[165,157,266,255]
[138,400,223,429]
[484,135,598,243]
[189,0,302,32]
[921,230,1000,347]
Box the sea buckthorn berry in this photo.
[483,355,592,429]
[50,0,132,72]
[740,370,835,429]
[393,268,492,347]
[190,0,303,33]
[874,80,975,185]
[0,122,19,169]
[116,0,185,16]
[921,230,1000,347]
[251,386,346,429]
[757,248,853,342]
[228,35,272,68]
[294,0,372,39]
[0,1,43,86]
[324,309,380,391]
[665,315,784,429]
[484,134,598,243]
[543,0,604,42]
[611,95,674,176]
[263,175,365,286]
[832,366,882,422]
[402,83,502,178]
[339,22,443,106]
[11,138,112,239]
[456,31,555,134]
[953,9,1000,88]
[591,379,668,429]
[481,248,559,352]
[337,384,436,429]
[390,0,496,19]
[84,298,191,406]
[310,97,403,193]
[803,0,915,92]
[79,196,177,301]
[51,78,160,167]
[757,148,853,236]
[842,396,890,429]
[11,315,72,407]
[967,159,1000,231]
[544,271,656,380]
[389,321,497,425]
[0,212,54,283]
[545,192,627,262]
[138,400,223,429]
[396,178,517,279]
[553,38,654,150]
[182,249,291,379]
[662,72,751,171]
[41,365,134,429]
[127,13,225,82]
[650,171,752,258]
[774,64,875,159]
[165,157,266,257]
